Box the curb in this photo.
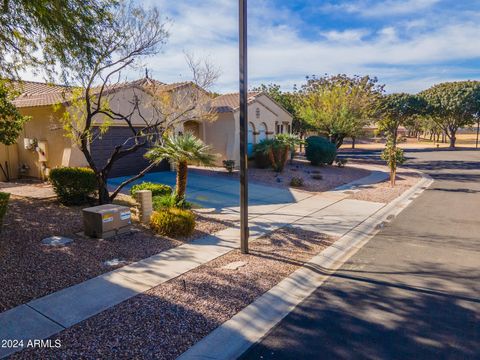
[177,172,434,360]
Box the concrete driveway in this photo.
[109,171,301,210]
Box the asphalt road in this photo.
[241,149,480,360]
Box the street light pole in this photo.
[239,0,249,254]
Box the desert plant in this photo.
[305,136,337,165]
[381,139,405,187]
[150,208,196,237]
[146,133,216,202]
[222,160,235,173]
[289,177,304,187]
[49,167,96,205]
[0,191,9,231]
[130,182,172,198]
[153,193,192,211]
[254,135,295,173]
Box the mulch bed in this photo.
[13,227,335,360]
[192,158,371,193]
[0,197,231,312]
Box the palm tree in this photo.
[146,133,216,201]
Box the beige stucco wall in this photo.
[16,105,79,179]
[0,144,18,181]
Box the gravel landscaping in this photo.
[0,196,231,312]
[13,227,335,360]
[192,158,371,192]
[348,169,421,203]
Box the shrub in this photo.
[150,208,196,237]
[305,136,337,166]
[290,177,304,187]
[0,192,9,231]
[49,167,97,205]
[153,193,192,211]
[130,182,172,198]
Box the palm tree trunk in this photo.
[176,161,188,200]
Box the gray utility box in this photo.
[82,204,132,239]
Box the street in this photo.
[241,149,480,360]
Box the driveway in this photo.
[241,149,480,360]
[109,171,299,209]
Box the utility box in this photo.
[82,204,132,239]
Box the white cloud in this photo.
[19,0,480,94]
[323,0,441,17]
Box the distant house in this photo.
[206,92,293,164]
[1,79,292,181]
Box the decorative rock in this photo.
[222,261,247,270]
[41,236,74,247]
[103,258,127,267]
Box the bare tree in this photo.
[60,2,219,204]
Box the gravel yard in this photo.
[0,196,231,312]
[347,169,421,203]
[192,158,371,192]
[13,226,335,360]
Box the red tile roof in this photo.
[210,92,261,113]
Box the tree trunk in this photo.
[176,161,188,200]
[449,131,456,148]
[390,167,396,187]
[351,137,356,149]
[97,175,111,205]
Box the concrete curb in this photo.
[177,172,434,360]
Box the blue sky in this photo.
[28,0,480,94]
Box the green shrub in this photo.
[0,192,9,231]
[305,136,337,165]
[130,182,172,198]
[150,208,196,237]
[49,167,97,205]
[153,193,192,211]
[290,177,304,187]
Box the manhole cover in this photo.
[41,236,73,246]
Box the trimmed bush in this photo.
[0,192,9,232]
[150,208,196,237]
[305,136,337,166]
[153,193,192,211]
[130,182,172,198]
[49,167,97,205]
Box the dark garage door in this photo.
[90,127,170,178]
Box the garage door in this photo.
[90,127,170,178]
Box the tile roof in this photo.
[12,81,72,108]
[210,92,261,113]
[11,79,195,108]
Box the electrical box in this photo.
[82,204,132,238]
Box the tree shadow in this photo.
[242,261,480,360]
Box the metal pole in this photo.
[239,0,249,254]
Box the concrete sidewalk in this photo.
[0,166,389,358]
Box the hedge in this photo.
[305,136,337,165]
[150,208,195,237]
[130,182,172,198]
[0,192,9,232]
[49,167,97,205]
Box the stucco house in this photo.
[0,79,292,181]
